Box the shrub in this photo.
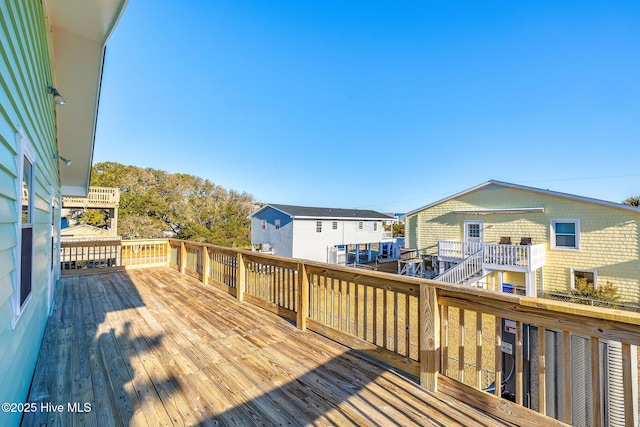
[571,277,620,306]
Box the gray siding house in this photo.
[250,204,394,264]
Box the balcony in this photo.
[438,240,546,273]
[28,239,640,425]
[62,186,120,209]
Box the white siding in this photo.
[292,219,385,263]
[251,216,294,258]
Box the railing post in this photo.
[297,262,310,330]
[236,252,245,302]
[419,284,440,392]
[166,240,171,267]
[180,241,187,274]
[202,245,210,285]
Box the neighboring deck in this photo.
[62,186,120,209]
[23,267,512,427]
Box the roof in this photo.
[250,204,394,221]
[44,0,129,196]
[61,224,110,234]
[405,180,640,216]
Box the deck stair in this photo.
[434,248,485,285]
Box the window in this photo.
[358,221,363,230]
[20,156,33,307]
[571,269,598,290]
[275,219,280,230]
[13,130,36,326]
[551,219,580,250]
[332,221,338,230]
[373,222,378,231]
[316,221,322,232]
[261,220,267,230]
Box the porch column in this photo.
[525,271,536,297]
[367,243,373,262]
[497,271,504,292]
[111,207,118,237]
[439,261,445,275]
[355,245,360,264]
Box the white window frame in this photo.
[571,268,598,290]
[13,130,36,328]
[261,220,267,230]
[358,221,363,230]
[49,190,59,313]
[373,222,378,231]
[275,219,280,230]
[550,219,581,250]
[316,220,322,233]
[332,221,338,230]
[464,220,484,243]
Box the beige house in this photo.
[405,180,640,303]
[60,224,113,240]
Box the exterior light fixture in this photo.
[47,85,66,105]
[53,154,72,166]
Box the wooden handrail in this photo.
[62,238,640,425]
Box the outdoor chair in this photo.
[499,236,512,245]
[519,237,532,245]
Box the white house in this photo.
[249,204,395,264]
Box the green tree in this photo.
[89,162,256,247]
[76,209,110,228]
[623,196,640,207]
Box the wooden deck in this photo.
[23,267,515,426]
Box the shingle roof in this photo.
[254,204,394,220]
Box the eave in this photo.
[44,0,128,196]
[452,207,545,215]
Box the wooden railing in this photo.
[62,186,120,207]
[60,239,168,274]
[60,238,640,426]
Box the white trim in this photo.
[453,207,545,215]
[571,268,598,290]
[12,129,36,328]
[48,189,60,313]
[464,220,484,243]
[550,219,581,251]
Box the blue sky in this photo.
[94,1,640,213]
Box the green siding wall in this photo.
[0,1,60,425]
[407,183,640,303]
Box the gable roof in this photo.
[250,204,394,221]
[406,180,640,216]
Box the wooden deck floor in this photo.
[23,267,514,426]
